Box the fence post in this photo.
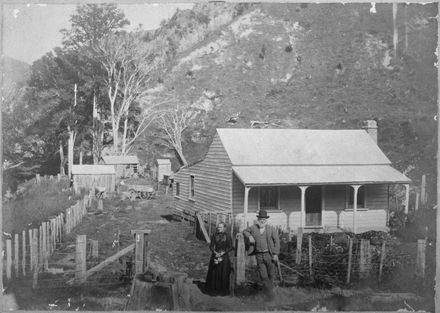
[90,240,99,259]
[14,234,19,277]
[235,233,246,286]
[359,239,371,279]
[29,229,34,274]
[378,241,386,282]
[415,192,420,211]
[308,235,313,279]
[415,239,426,278]
[32,229,39,289]
[296,227,303,265]
[6,239,12,281]
[42,222,48,271]
[22,230,26,276]
[39,225,43,266]
[131,230,151,275]
[75,235,87,284]
[36,174,41,183]
[421,174,426,205]
[346,238,353,284]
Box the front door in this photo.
[305,186,322,226]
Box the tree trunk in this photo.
[59,141,65,176]
[122,117,128,154]
[68,130,74,178]
[174,146,188,167]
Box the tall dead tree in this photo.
[156,102,199,167]
[92,32,166,154]
[393,3,398,57]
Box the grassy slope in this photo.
[142,3,437,203]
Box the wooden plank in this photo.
[32,231,39,289]
[29,229,34,273]
[42,222,48,271]
[346,238,353,284]
[416,239,426,278]
[308,235,313,279]
[195,213,210,243]
[296,227,303,265]
[75,235,87,284]
[235,233,245,285]
[208,213,212,236]
[359,239,371,279]
[131,230,151,275]
[6,239,12,281]
[14,234,19,277]
[22,230,26,276]
[421,174,426,205]
[39,225,43,266]
[379,241,386,282]
[415,192,420,211]
[90,240,99,258]
[67,243,135,285]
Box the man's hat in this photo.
[256,209,270,219]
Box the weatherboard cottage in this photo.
[173,121,411,234]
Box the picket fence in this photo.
[2,194,91,287]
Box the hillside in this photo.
[136,3,437,201]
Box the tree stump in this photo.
[126,271,189,310]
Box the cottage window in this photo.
[346,185,366,208]
[175,182,180,197]
[189,175,195,199]
[133,165,138,173]
[259,187,278,211]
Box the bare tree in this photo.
[156,100,200,166]
[92,32,166,154]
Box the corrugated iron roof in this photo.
[102,155,139,165]
[232,165,411,186]
[72,165,115,175]
[217,128,390,165]
[156,159,171,165]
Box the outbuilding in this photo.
[72,164,116,193]
[156,159,172,183]
[101,155,139,178]
[173,121,411,234]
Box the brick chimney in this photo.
[361,120,378,143]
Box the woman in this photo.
[205,222,233,296]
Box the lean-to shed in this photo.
[101,155,139,178]
[173,121,411,234]
[72,165,116,193]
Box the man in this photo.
[243,209,280,299]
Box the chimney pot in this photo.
[361,120,378,143]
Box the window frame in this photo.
[175,182,180,197]
[189,175,195,201]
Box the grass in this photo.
[3,176,84,234]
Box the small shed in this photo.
[72,165,116,193]
[101,155,139,178]
[156,159,172,183]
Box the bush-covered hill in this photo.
[137,3,437,204]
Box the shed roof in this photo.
[102,155,139,165]
[156,159,171,165]
[72,165,115,175]
[233,165,411,186]
[217,128,390,166]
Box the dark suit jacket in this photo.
[243,224,280,256]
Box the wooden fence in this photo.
[2,194,91,284]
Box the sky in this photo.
[3,3,194,64]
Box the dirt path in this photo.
[9,189,427,311]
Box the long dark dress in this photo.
[205,231,233,295]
